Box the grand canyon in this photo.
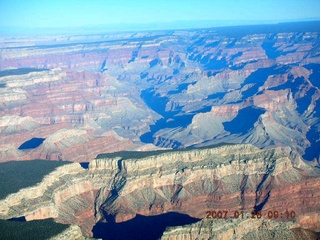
[0,21,320,239]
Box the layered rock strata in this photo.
[161,218,320,240]
[1,23,320,162]
[0,68,159,162]
[0,144,319,238]
[49,225,95,240]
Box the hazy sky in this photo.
[1,0,320,29]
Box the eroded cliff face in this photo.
[0,144,319,238]
[161,218,320,240]
[49,225,86,240]
[1,23,320,162]
[0,68,159,162]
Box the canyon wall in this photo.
[0,144,319,238]
[1,23,320,162]
[162,218,320,240]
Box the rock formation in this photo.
[1,22,320,162]
[162,218,320,240]
[0,144,319,238]
[0,68,159,162]
[0,21,320,239]
[49,225,90,240]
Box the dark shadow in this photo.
[241,65,288,99]
[0,218,69,240]
[92,212,201,240]
[0,160,72,199]
[79,162,89,169]
[140,87,214,146]
[305,64,320,88]
[0,68,48,77]
[261,34,279,59]
[223,106,266,134]
[168,82,196,94]
[18,138,45,150]
[8,216,26,222]
[296,88,316,114]
[303,124,320,161]
[269,75,304,92]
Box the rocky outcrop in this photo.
[49,225,91,240]
[161,218,320,240]
[0,144,319,238]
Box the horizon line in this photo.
[1,18,320,36]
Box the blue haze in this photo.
[0,0,320,32]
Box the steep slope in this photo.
[162,218,320,240]
[1,22,320,162]
[0,68,160,162]
[0,144,319,238]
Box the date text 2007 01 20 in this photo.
[206,210,296,219]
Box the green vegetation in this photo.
[0,68,48,78]
[96,143,235,160]
[0,160,72,200]
[0,218,69,240]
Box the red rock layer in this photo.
[0,145,319,237]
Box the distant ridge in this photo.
[212,20,320,37]
[1,20,320,36]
